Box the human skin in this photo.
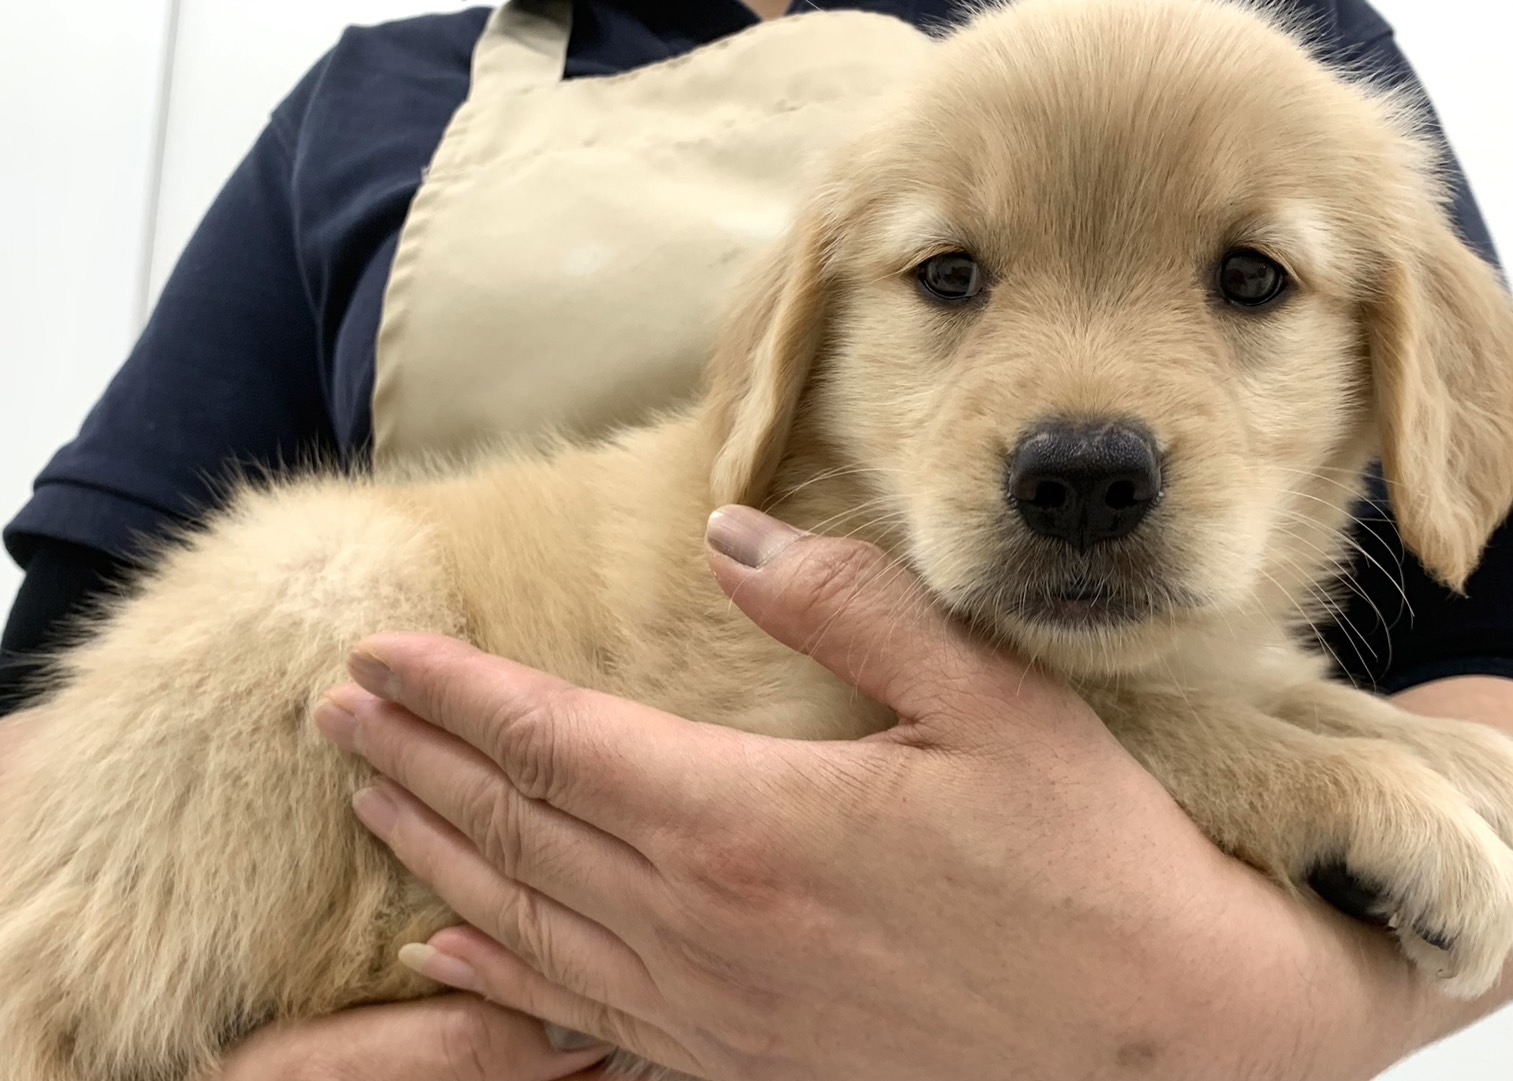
[212,996,612,1081]
[744,0,789,19]
[282,507,1513,1081]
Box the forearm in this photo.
[1395,676,1513,739]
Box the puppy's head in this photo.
[705,0,1513,675]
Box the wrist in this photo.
[1276,895,1424,1080]
[1190,674,1513,1080]
[1195,867,1513,1081]
[1143,848,1422,1081]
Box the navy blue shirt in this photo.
[3,0,1511,702]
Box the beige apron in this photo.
[372,0,933,470]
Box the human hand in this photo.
[214,993,612,1081]
[314,506,1464,1081]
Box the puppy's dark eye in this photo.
[1218,249,1289,308]
[916,252,983,303]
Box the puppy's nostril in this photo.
[1103,479,1137,510]
[1029,480,1069,509]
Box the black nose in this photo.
[1007,420,1162,550]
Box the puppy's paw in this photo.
[1296,747,1513,998]
[1279,684,1513,849]
[1393,719,1513,849]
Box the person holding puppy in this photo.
[3,0,1510,1078]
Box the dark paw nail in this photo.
[1412,923,1456,953]
[1308,861,1393,928]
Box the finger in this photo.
[318,686,661,937]
[411,925,705,1079]
[226,994,611,1081]
[354,776,664,1013]
[343,633,754,840]
[705,505,1077,735]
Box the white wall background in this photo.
[0,2,1509,1076]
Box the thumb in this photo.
[704,505,1072,737]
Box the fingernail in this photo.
[544,1023,608,1053]
[707,505,805,568]
[353,785,398,841]
[348,650,397,699]
[313,698,359,754]
[397,942,480,992]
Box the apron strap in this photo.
[480,0,573,93]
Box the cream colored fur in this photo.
[5,1,1513,1078]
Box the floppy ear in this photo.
[1367,210,1513,592]
[703,198,841,508]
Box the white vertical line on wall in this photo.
[135,0,183,330]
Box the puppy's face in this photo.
[708,0,1513,676]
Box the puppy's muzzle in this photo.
[1007,419,1162,551]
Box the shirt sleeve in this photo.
[2,68,336,570]
[0,539,132,716]
[1314,0,1513,691]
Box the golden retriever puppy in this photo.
[3,0,1513,1078]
